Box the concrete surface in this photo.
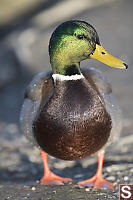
[0,0,133,199]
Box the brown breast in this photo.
[33,78,112,160]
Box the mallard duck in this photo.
[20,20,128,189]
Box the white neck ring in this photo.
[52,74,84,81]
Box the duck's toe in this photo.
[78,175,113,189]
[41,171,72,185]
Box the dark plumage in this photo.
[33,71,112,160]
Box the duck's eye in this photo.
[76,34,85,40]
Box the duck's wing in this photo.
[82,67,112,94]
[82,67,123,148]
[20,70,54,146]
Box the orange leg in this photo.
[78,151,113,189]
[40,151,72,185]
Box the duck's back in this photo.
[33,73,112,160]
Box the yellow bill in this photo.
[90,44,128,69]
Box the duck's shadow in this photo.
[0,151,132,184]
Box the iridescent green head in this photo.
[49,20,127,75]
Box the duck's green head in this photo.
[49,20,127,75]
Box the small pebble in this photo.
[106,167,112,173]
[31,186,36,191]
[106,176,115,181]
[74,174,83,178]
[74,184,84,189]
[130,168,133,173]
[85,188,90,192]
[124,176,129,181]
[24,185,29,189]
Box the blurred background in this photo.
[0,0,133,188]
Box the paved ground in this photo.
[0,0,133,199]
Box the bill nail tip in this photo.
[123,63,128,69]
